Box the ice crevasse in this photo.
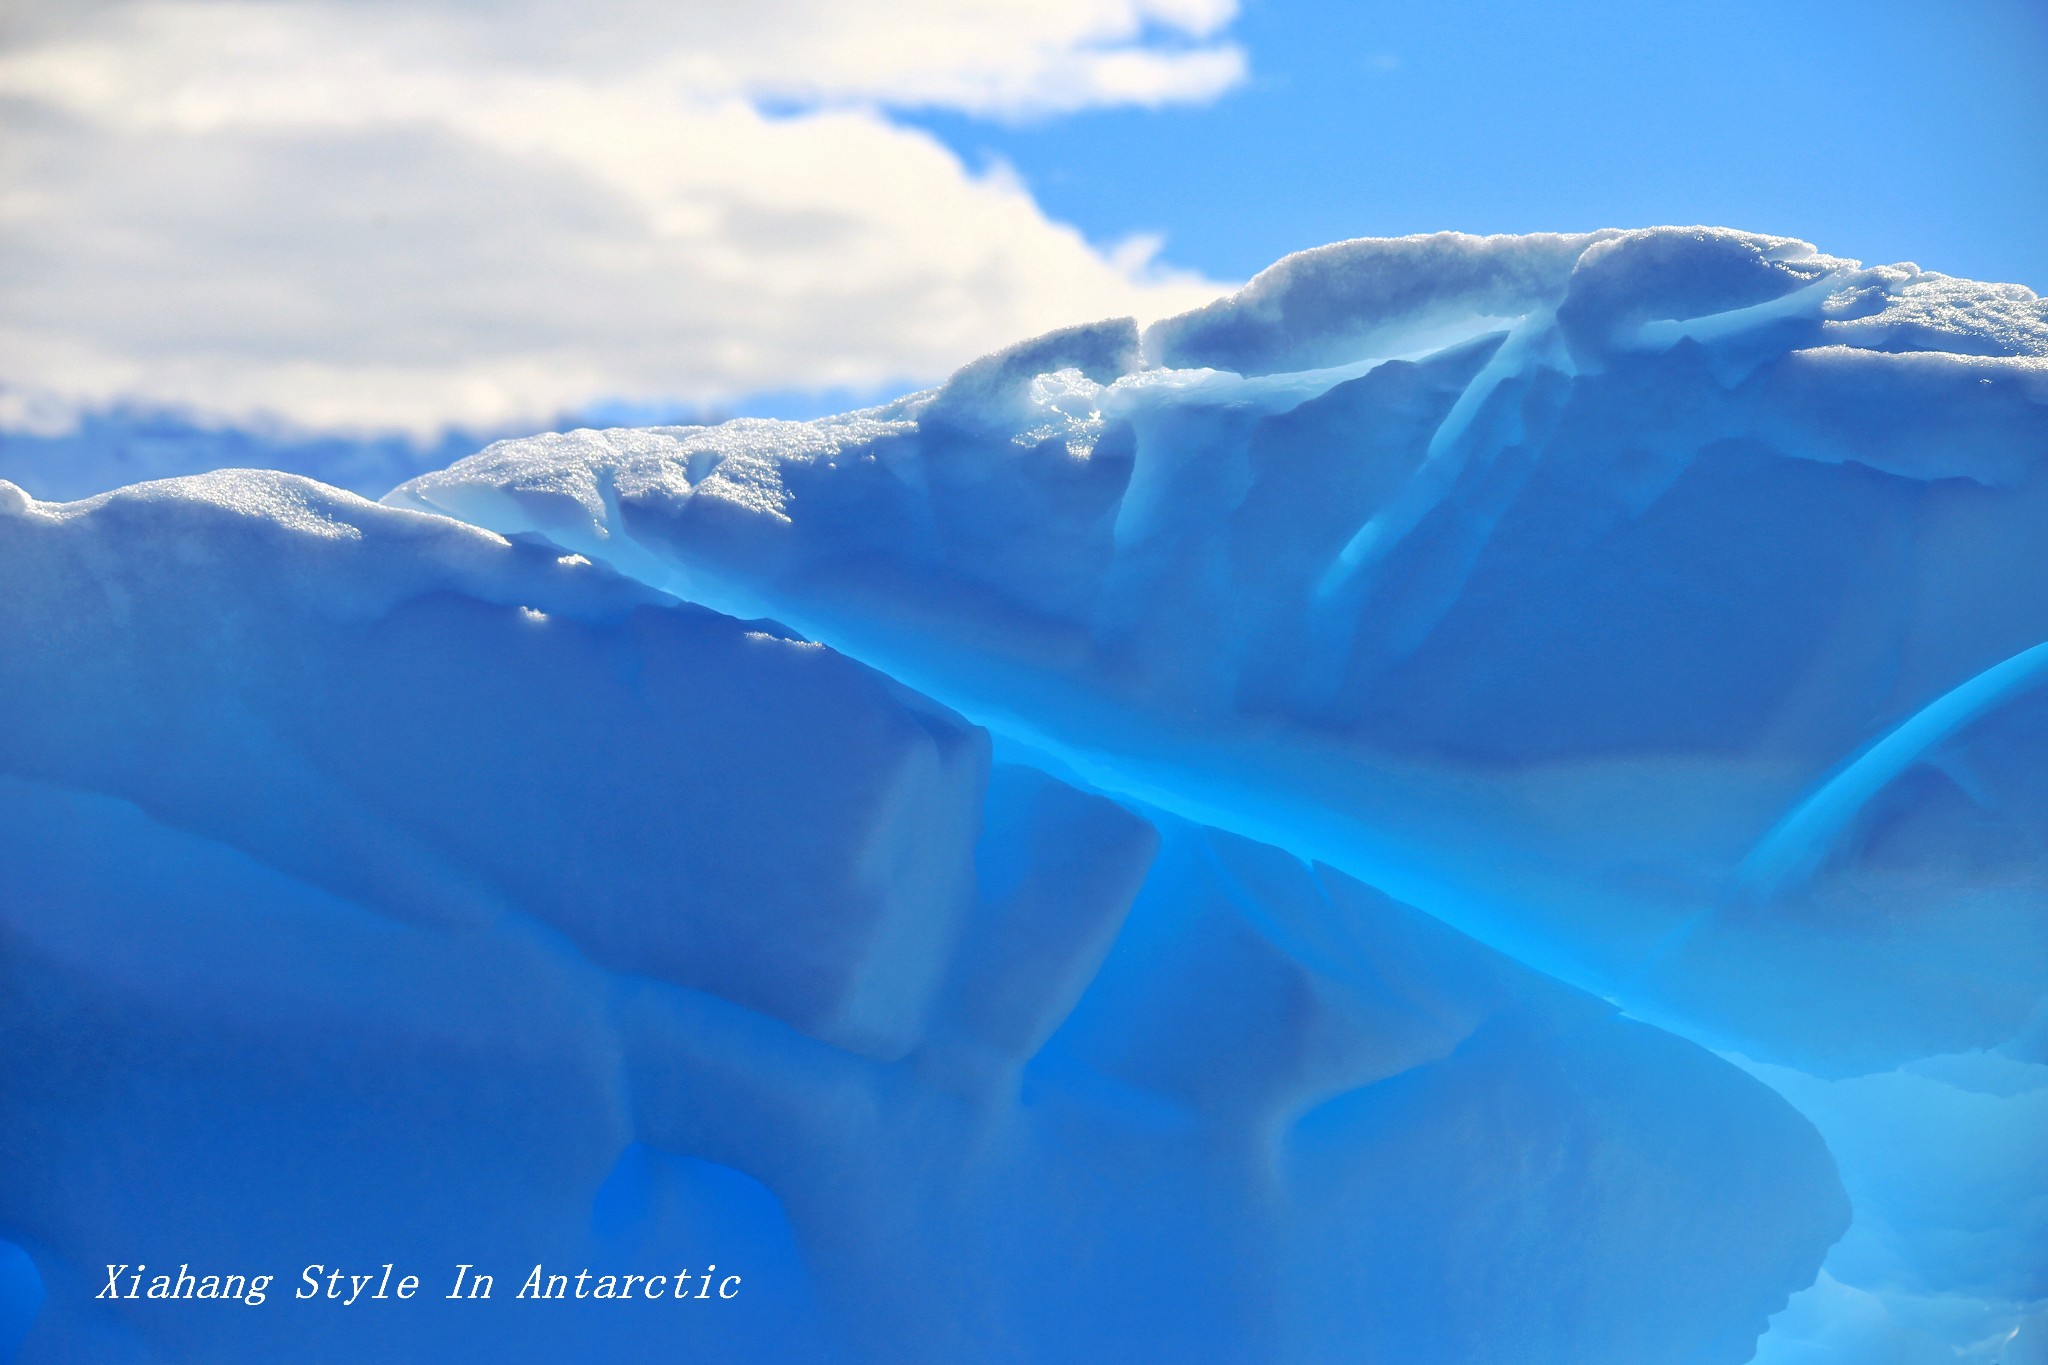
[1,225,2044,1363]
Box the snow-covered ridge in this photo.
[1145,226,2048,371]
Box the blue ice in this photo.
[5,226,2045,1362]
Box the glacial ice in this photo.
[2,225,2042,1362]
[386,227,2048,1361]
[0,472,1848,1363]
[390,227,2048,1062]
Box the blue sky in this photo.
[908,0,2048,290]
[0,0,2041,497]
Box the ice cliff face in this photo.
[394,226,2048,1072]
[0,472,1847,1364]
[3,226,2044,1363]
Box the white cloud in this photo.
[0,0,1239,435]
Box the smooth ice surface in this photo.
[389,227,2048,1360]
[0,471,1848,1363]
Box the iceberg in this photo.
[0,473,1844,1363]
[3,226,2043,1362]
[391,226,2048,1072]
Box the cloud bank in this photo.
[0,0,1240,435]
